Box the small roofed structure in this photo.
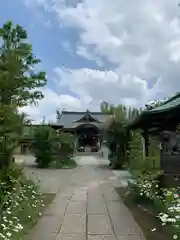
[57,110,112,153]
[129,93,180,133]
[129,93,180,187]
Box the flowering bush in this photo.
[131,175,180,239]
[130,171,162,201]
[0,170,44,240]
[134,178,159,200]
[157,188,180,239]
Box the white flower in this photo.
[6,232,12,237]
[173,235,178,239]
[0,233,5,238]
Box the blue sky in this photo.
[0,0,102,96]
[1,0,180,122]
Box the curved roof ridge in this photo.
[160,92,180,105]
[61,110,111,115]
[73,110,102,123]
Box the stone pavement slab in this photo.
[28,216,63,239]
[106,202,130,215]
[102,187,120,202]
[87,200,107,214]
[28,232,57,240]
[88,236,117,240]
[54,193,73,202]
[66,202,86,214]
[27,156,146,240]
[60,214,86,234]
[116,235,144,240]
[88,214,113,235]
[71,192,87,202]
[110,214,143,235]
[57,234,86,240]
[44,201,68,216]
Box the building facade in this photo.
[58,110,111,152]
[15,110,111,154]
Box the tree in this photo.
[0,21,47,107]
[0,21,47,169]
[33,125,56,168]
[101,101,140,169]
[127,107,141,122]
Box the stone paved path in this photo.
[28,156,145,240]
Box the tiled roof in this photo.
[128,93,180,130]
[57,110,111,128]
[148,93,180,113]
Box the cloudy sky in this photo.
[1,0,180,122]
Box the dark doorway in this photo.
[78,135,98,147]
[76,124,100,152]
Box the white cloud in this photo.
[20,88,90,123]
[24,0,180,121]
[54,0,180,95]
[55,67,148,106]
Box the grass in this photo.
[116,187,173,240]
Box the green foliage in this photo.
[33,125,56,168]
[0,164,23,205]
[0,21,47,107]
[145,138,161,170]
[128,130,144,170]
[0,20,47,169]
[132,169,163,181]
[0,170,44,239]
[33,126,76,168]
[0,106,25,169]
[101,101,141,169]
[129,172,180,239]
[58,131,75,156]
[54,157,77,169]
[106,120,128,168]
[127,132,161,171]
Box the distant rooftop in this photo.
[61,110,111,114]
[58,110,112,128]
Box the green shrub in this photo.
[33,127,76,169]
[33,126,56,168]
[128,130,144,170]
[58,131,75,157]
[55,157,77,169]
[109,156,125,169]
